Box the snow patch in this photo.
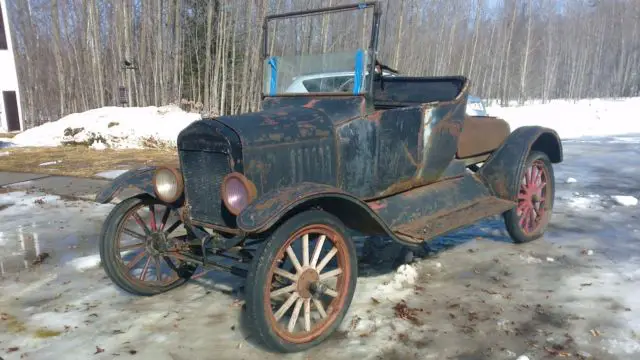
[67,255,101,272]
[9,105,201,149]
[39,160,61,166]
[94,169,129,179]
[90,142,107,150]
[568,194,602,210]
[565,177,577,184]
[487,97,640,140]
[0,151,9,156]
[376,264,418,293]
[612,195,638,207]
[520,254,542,264]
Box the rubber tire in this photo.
[503,151,555,244]
[99,195,194,296]
[245,210,358,353]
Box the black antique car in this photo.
[95,2,562,353]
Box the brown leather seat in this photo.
[457,116,511,159]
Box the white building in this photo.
[0,0,23,132]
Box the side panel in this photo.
[336,100,468,199]
[95,166,157,204]
[478,126,563,200]
[237,176,513,245]
[367,175,492,228]
[215,107,339,195]
[244,140,335,194]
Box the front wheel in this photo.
[99,196,198,296]
[245,210,358,353]
[503,151,555,243]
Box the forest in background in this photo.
[5,0,640,129]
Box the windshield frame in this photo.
[261,1,381,98]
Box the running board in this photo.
[392,196,515,244]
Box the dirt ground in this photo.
[0,146,178,178]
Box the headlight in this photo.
[153,167,184,203]
[221,172,257,215]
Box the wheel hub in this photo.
[146,232,169,256]
[297,268,320,299]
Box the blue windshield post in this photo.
[353,49,365,95]
[268,57,278,96]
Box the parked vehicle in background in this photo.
[285,72,489,117]
[466,95,488,116]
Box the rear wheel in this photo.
[245,210,357,353]
[503,151,555,243]
[99,196,198,296]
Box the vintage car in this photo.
[95,1,563,354]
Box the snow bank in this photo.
[487,97,640,140]
[6,97,640,150]
[9,105,201,149]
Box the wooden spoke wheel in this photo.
[504,151,555,243]
[245,210,357,353]
[99,196,198,296]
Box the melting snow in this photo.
[487,97,640,140]
[3,97,640,151]
[8,105,201,149]
[94,169,129,179]
[612,195,639,207]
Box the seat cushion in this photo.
[457,116,511,159]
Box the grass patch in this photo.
[1,313,27,333]
[33,328,63,338]
[0,132,18,138]
[0,146,178,178]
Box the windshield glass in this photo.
[263,50,370,95]
[263,4,375,96]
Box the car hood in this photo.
[213,106,334,149]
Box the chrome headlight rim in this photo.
[220,172,257,216]
[152,166,184,203]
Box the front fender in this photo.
[477,126,563,200]
[95,166,157,204]
[237,182,395,237]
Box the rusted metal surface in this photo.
[175,71,472,229]
[237,182,363,233]
[94,166,157,204]
[262,96,367,124]
[334,78,469,199]
[477,126,563,201]
[178,119,243,172]
[236,172,516,248]
[456,115,511,159]
[393,196,515,242]
[368,174,492,229]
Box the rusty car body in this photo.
[95,1,562,353]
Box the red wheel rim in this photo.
[115,202,193,285]
[264,225,351,344]
[517,160,549,234]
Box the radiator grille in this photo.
[179,150,232,226]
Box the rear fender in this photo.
[237,182,403,242]
[95,166,158,204]
[477,126,562,200]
